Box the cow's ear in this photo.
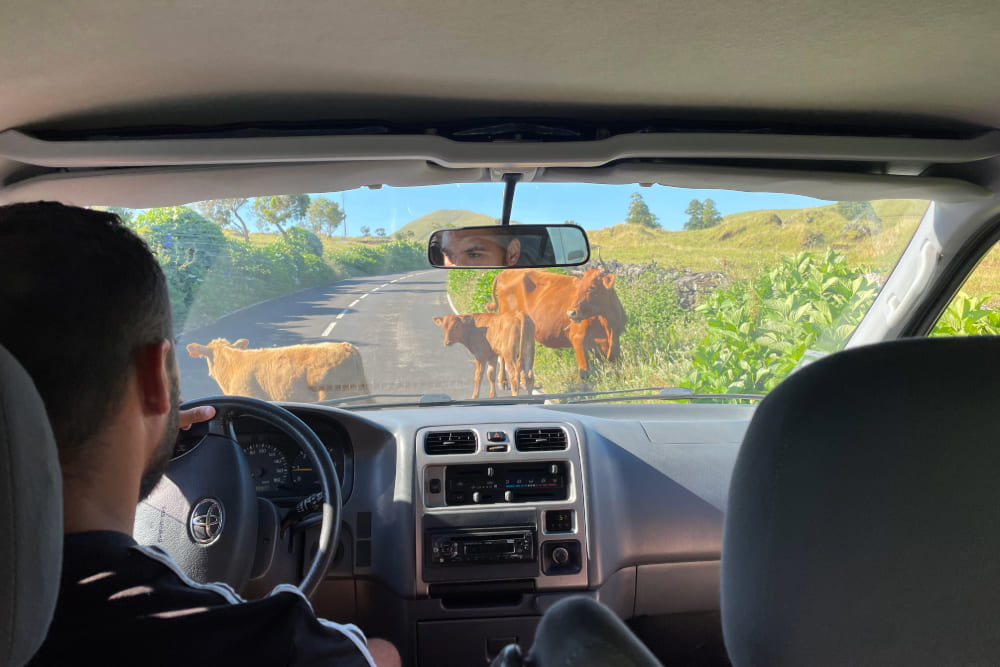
[186,343,209,358]
[433,316,444,327]
[602,273,616,289]
[233,339,250,349]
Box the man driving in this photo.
[0,202,399,666]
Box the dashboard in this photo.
[232,414,354,502]
[173,401,753,666]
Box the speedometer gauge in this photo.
[291,451,319,490]
[244,441,290,494]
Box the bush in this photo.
[332,240,428,275]
[687,249,879,394]
[129,206,228,326]
[129,205,345,330]
[285,226,324,257]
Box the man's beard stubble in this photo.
[138,354,181,502]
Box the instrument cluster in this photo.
[235,414,352,502]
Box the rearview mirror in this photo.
[428,224,590,269]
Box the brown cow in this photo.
[433,312,535,399]
[489,268,626,380]
[186,338,369,402]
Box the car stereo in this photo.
[425,527,536,567]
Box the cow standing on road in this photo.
[186,338,369,402]
[489,268,626,380]
[433,312,535,399]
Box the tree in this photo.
[684,200,704,230]
[359,225,371,237]
[625,192,659,228]
[702,199,722,227]
[683,198,724,231]
[194,198,252,242]
[375,227,387,238]
[306,196,346,237]
[251,194,310,241]
[93,206,135,225]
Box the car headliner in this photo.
[2,0,1000,205]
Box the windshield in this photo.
[106,186,928,406]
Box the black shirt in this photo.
[29,531,374,667]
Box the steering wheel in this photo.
[133,396,341,598]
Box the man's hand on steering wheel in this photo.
[134,396,341,599]
[179,405,216,430]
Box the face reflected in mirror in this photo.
[439,228,521,267]
[428,224,590,269]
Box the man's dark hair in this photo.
[0,202,173,472]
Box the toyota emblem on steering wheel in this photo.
[190,497,225,545]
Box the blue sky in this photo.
[318,183,831,235]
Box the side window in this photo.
[931,243,1000,336]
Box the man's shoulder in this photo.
[30,531,373,667]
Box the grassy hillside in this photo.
[588,199,929,280]
[396,209,497,240]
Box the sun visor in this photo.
[0,161,488,208]
[540,164,992,203]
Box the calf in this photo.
[186,338,368,402]
[433,312,535,399]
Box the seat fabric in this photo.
[0,344,62,667]
[723,336,1000,666]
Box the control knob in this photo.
[552,546,570,566]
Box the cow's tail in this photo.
[485,271,501,312]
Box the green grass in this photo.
[588,199,929,280]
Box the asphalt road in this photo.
[177,270,486,404]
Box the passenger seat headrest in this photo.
[0,344,63,666]
[722,336,1000,666]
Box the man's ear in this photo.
[135,340,172,417]
[505,238,521,266]
[233,338,250,349]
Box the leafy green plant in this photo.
[930,292,1000,336]
[129,206,228,326]
[687,249,879,394]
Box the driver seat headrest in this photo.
[0,343,63,666]
[722,336,1000,666]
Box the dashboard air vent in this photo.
[515,427,568,452]
[424,430,477,455]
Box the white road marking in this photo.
[321,321,338,336]
[349,299,360,308]
[381,283,389,288]
[336,311,346,319]
[360,293,368,299]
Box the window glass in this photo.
[100,190,928,406]
[930,243,1000,337]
